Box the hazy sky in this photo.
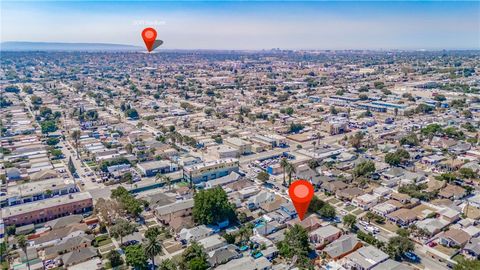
[1,1,479,50]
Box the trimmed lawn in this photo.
[345,205,356,212]
[98,238,113,247]
[327,198,340,205]
[375,221,399,233]
[434,244,458,257]
[352,209,364,216]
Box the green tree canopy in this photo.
[159,259,177,270]
[343,214,357,230]
[125,244,148,270]
[256,171,270,182]
[40,120,57,134]
[386,236,414,260]
[107,250,123,268]
[192,187,236,225]
[353,161,376,178]
[110,218,135,244]
[277,224,312,269]
[180,242,208,270]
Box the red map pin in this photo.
[142,27,157,52]
[288,180,314,221]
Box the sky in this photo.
[1,1,479,50]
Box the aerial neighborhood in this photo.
[1,50,480,270]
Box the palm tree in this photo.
[286,163,296,187]
[155,173,162,183]
[17,235,31,270]
[163,176,172,190]
[280,158,289,186]
[71,130,81,158]
[144,236,162,269]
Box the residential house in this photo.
[337,187,365,201]
[438,184,466,200]
[208,244,241,267]
[44,235,94,260]
[353,194,379,210]
[309,225,342,246]
[342,246,389,270]
[323,181,348,194]
[386,208,417,227]
[60,246,98,267]
[323,234,363,260]
[155,199,194,225]
[179,225,213,244]
[439,229,471,248]
[286,215,323,232]
[247,191,276,210]
[462,237,480,259]
[198,234,227,252]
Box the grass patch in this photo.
[345,205,356,212]
[352,208,364,216]
[434,244,458,257]
[327,198,340,205]
[98,238,113,247]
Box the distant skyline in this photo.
[1,1,479,50]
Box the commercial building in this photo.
[2,192,93,226]
[225,137,252,155]
[137,160,178,177]
[183,158,239,184]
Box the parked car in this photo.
[404,252,419,262]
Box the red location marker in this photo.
[288,180,314,221]
[141,27,157,52]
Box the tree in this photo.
[40,120,57,134]
[107,250,123,268]
[110,218,135,244]
[256,171,270,182]
[453,257,480,270]
[110,187,143,217]
[289,123,305,133]
[125,143,133,154]
[459,168,477,179]
[68,157,76,174]
[159,259,177,270]
[180,242,208,270]
[16,235,31,270]
[396,228,410,238]
[46,137,59,146]
[308,159,319,170]
[50,149,63,158]
[125,244,148,270]
[319,203,336,219]
[144,227,161,241]
[399,133,419,146]
[385,149,410,166]
[144,236,162,268]
[286,163,296,186]
[343,214,356,230]
[71,130,81,158]
[308,195,325,213]
[353,161,375,178]
[192,187,236,225]
[163,175,172,190]
[237,223,254,244]
[386,236,414,260]
[277,224,312,268]
[280,158,289,186]
[223,233,236,244]
[349,132,364,150]
[125,108,139,119]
